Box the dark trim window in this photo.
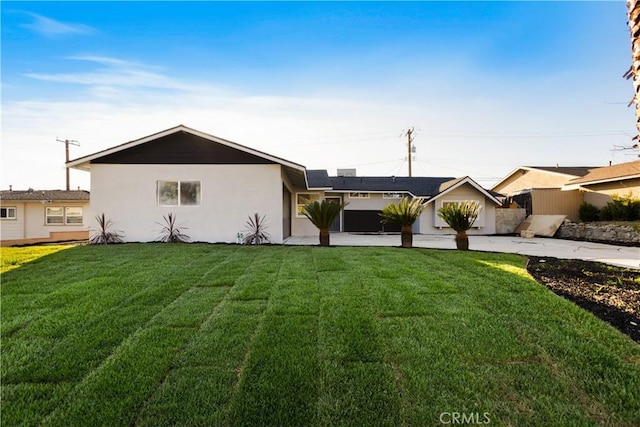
[158,181,201,206]
[1,207,17,219]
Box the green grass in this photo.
[1,244,639,426]
[1,245,73,274]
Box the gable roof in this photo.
[306,172,500,203]
[67,125,309,188]
[491,165,596,191]
[0,190,90,201]
[426,176,502,206]
[565,160,640,187]
[524,166,594,177]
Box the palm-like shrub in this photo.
[157,213,190,243]
[379,197,425,248]
[89,213,124,244]
[301,199,348,246]
[243,213,271,245]
[437,201,481,250]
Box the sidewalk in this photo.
[284,233,640,269]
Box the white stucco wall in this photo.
[90,164,284,243]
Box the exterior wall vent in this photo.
[337,168,356,177]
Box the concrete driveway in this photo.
[285,233,640,269]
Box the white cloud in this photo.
[22,13,95,38]
[3,54,637,192]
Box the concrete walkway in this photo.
[284,233,640,269]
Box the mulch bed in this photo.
[526,257,640,344]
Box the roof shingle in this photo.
[0,190,90,201]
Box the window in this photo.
[46,207,64,224]
[45,207,83,225]
[349,192,370,199]
[296,193,320,216]
[1,207,16,219]
[65,207,83,224]
[158,181,201,206]
[383,192,404,199]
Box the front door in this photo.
[325,196,342,232]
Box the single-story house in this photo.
[67,125,502,244]
[492,165,596,222]
[563,159,640,206]
[297,172,501,235]
[0,189,90,246]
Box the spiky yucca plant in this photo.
[437,201,481,250]
[157,213,190,243]
[379,197,425,248]
[243,213,271,245]
[301,199,348,246]
[89,213,124,244]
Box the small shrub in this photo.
[608,194,640,221]
[89,214,124,245]
[157,213,190,243]
[379,197,425,248]
[302,199,348,246]
[437,201,481,250]
[578,202,600,222]
[243,213,271,245]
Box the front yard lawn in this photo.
[2,244,639,426]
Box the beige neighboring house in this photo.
[563,159,640,206]
[492,166,596,222]
[0,189,90,246]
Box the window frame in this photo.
[45,207,65,225]
[157,180,201,207]
[295,192,321,217]
[64,207,83,225]
[0,206,17,220]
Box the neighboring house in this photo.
[563,159,640,206]
[492,165,596,222]
[67,125,502,244]
[0,189,90,246]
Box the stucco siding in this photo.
[420,184,497,234]
[343,193,395,210]
[90,164,284,243]
[581,178,640,200]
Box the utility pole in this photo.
[402,127,416,177]
[57,138,80,190]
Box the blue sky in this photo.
[2,1,637,190]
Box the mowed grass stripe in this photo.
[2,244,639,426]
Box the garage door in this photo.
[343,210,401,233]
